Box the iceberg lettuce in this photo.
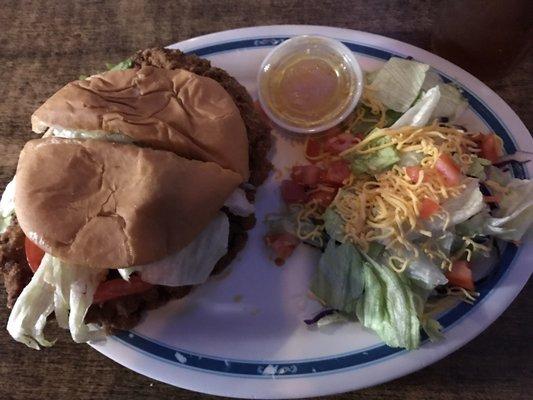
[0,178,16,234]
[485,179,533,241]
[369,57,429,113]
[125,212,230,287]
[310,241,364,315]
[7,254,106,349]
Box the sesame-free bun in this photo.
[14,137,242,268]
[31,66,249,180]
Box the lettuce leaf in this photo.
[431,83,468,121]
[310,241,364,314]
[323,208,346,243]
[106,58,133,71]
[436,178,485,228]
[356,252,421,350]
[485,179,533,241]
[349,136,400,175]
[7,254,106,349]
[369,57,430,112]
[131,212,229,286]
[467,156,491,180]
[0,178,16,234]
[391,86,441,128]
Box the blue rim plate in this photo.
[90,25,533,399]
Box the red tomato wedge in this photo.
[308,189,337,208]
[93,276,154,304]
[291,165,322,187]
[25,237,45,273]
[324,133,357,154]
[419,198,440,219]
[479,133,501,163]
[446,260,474,291]
[435,154,462,186]
[280,180,307,204]
[323,160,351,186]
[265,232,300,266]
[405,166,422,183]
[305,138,323,160]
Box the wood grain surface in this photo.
[0,1,531,399]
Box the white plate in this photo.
[91,25,533,399]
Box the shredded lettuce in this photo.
[485,179,533,241]
[7,254,106,349]
[310,241,364,314]
[369,57,430,113]
[349,136,400,175]
[130,212,229,286]
[0,178,16,235]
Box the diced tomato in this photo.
[93,276,154,304]
[308,189,337,208]
[253,100,271,127]
[419,198,440,219]
[324,132,357,154]
[405,166,422,183]
[435,154,462,186]
[446,260,474,291]
[323,160,351,186]
[265,232,300,266]
[281,180,307,204]
[291,165,322,187]
[479,134,501,163]
[305,138,323,160]
[25,237,45,273]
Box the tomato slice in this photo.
[419,198,440,219]
[480,134,500,163]
[405,166,422,183]
[308,189,337,208]
[446,260,474,291]
[280,180,307,204]
[323,160,351,186]
[25,237,45,273]
[435,154,462,186]
[93,276,154,304]
[291,165,322,187]
[324,132,357,154]
[265,232,300,266]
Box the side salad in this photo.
[264,57,533,350]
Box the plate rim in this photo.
[90,25,533,399]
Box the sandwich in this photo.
[0,48,271,349]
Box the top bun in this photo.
[31,66,249,179]
[15,138,242,268]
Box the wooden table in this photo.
[1,1,531,399]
